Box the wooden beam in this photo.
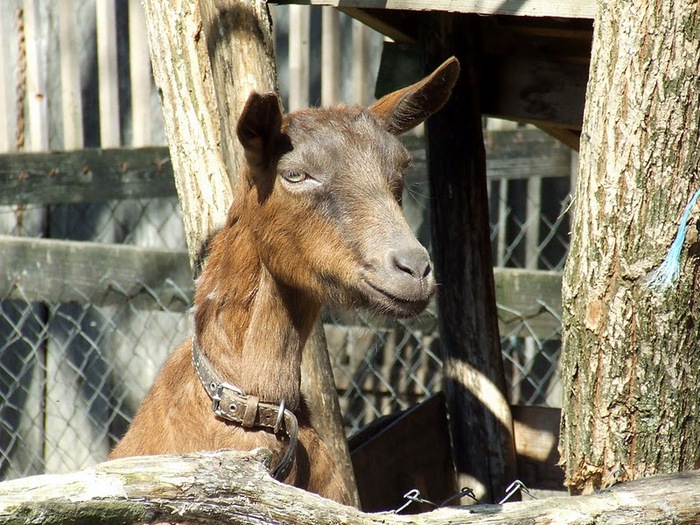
[482,56,588,129]
[423,13,517,503]
[0,235,563,341]
[275,0,595,20]
[0,147,175,205]
[378,42,589,130]
[0,235,192,311]
[512,405,564,491]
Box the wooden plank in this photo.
[494,267,562,339]
[96,0,120,147]
[0,147,175,205]
[484,128,572,180]
[0,2,13,152]
[0,235,192,311]
[128,0,152,146]
[349,393,457,512]
[377,41,588,131]
[351,19,369,104]
[276,0,596,20]
[288,5,310,111]
[482,56,588,129]
[511,405,565,491]
[59,0,84,150]
[321,7,341,105]
[0,237,562,338]
[23,0,48,152]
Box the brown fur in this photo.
[110,57,460,505]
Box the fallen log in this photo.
[0,449,699,524]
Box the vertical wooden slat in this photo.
[350,19,368,105]
[496,180,508,265]
[0,4,10,152]
[23,0,48,152]
[128,0,151,147]
[321,7,341,106]
[59,0,84,150]
[288,5,309,111]
[96,0,120,147]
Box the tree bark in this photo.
[2,451,700,525]
[141,0,230,272]
[422,14,517,503]
[141,0,359,506]
[561,0,700,494]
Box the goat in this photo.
[110,57,460,505]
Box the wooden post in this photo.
[421,13,518,503]
[141,0,359,506]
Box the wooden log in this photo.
[1,449,699,524]
[422,14,517,502]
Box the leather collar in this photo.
[191,336,298,480]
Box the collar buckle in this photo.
[211,381,244,416]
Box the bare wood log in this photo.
[1,450,699,525]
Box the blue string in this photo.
[647,186,700,291]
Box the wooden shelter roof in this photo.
[279,0,596,148]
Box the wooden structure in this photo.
[0,0,579,507]
[281,0,593,149]
[274,0,594,502]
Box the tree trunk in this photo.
[422,13,517,503]
[561,0,700,494]
[140,0,359,506]
[2,451,700,525]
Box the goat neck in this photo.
[192,202,318,414]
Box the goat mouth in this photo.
[361,279,430,317]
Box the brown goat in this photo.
[110,57,460,505]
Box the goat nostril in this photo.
[392,250,432,280]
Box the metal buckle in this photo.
[273,398,286,434]
[211,381,245,416]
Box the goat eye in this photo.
[281,170,307,183]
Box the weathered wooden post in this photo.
[421,13,518,503]
[140,0,358,506]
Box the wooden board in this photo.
[0,235,192,311]
[349,393,457,512]
[276,1,596,20]
[511,405,565,491]
[494,268,563,339]
[0,147,175,205]
[0,236,563,338]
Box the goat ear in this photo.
[370,56,460,135]
[236,91,284,168]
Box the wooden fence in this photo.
[0,0,571,484]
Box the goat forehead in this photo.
[284,107,409,171]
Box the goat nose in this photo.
[392,248,432,280]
